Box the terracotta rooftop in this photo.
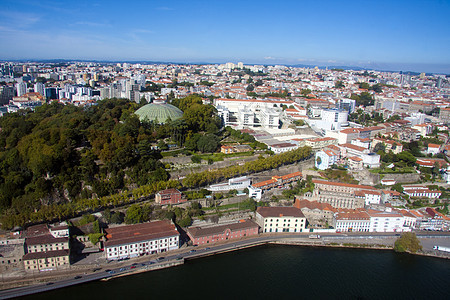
[23,249,69,260]
[26,235,68,246]
[104,220,179,248]
[256,207,305,218]
[312,179,375,190]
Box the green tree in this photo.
[88,233,104,245]
[79,214,96,226]
[358,82,371,90]
[335,81,345,88]
[191,155,201,164]
[125,204,151,224]
[373,143,386,153]
[177,215,192,227]
[394,233,422,253]
[197,134,220,153]
[371,84,382,93]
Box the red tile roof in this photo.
[256,206,305,218]
[104,220,179,247]
[312,179,375,190]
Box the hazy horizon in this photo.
[1,0,449,74]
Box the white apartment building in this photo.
[238,106,255,126]
[315,148,339,170]
[355,190,382,206]
[367,209,405,232]
[351,138,371,149]
[259,107,281,128]
[34,82,45,96]
[334,209,407,233]
[334,211,371,232]
[104,220,179,260]
[315,108,349,131]
[256,207,307,233]
[399,210,418,229]
[214,98,284,129]
[16,82,27,97]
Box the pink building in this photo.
[155,189,186,205]
[186,219,259,245]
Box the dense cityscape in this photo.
[1,0,450,297]
[0,60,449,297]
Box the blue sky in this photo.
[1,0,449,73]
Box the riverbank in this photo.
[1,232,449,297]
[14,241,450,300]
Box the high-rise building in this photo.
[337,98,356,114]
[16,82,27,97]
[437,77,443,89]
[45,87,57,99]
[0,86,15,105]
[34,82,45,96]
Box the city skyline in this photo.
[1,0,450,73]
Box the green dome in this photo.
[135,103,183,123]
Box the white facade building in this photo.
[315,149,339,170]
[260,107,281,128]
[256,207,307,233]
[269,142,299,154]
[403,188,442,199]
[361,153,381,168]
[208,176,251,192]
[334,211,371,232]
[248,186,262,200]
[316,108,349,131]
[368,209,405,233]
[238,106,255,126]
[334,209,407,233]
[104,220,179,260]
[16,82,27,97]
[427,144,440,155]
[34,82,45,96]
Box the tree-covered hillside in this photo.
[0,96,220,219]
[0,99,164,213]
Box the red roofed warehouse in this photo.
[104,220,179,260]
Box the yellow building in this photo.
[23,250,70,272]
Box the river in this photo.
[19,245,450,299]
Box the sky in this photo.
[1,0,450,73]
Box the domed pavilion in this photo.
[135,102,183,124]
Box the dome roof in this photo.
[135,103,183,123]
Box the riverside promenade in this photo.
[1,231,449,299]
